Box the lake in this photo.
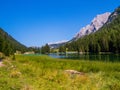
[49,53,120,62]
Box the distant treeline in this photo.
[28,44,50,54]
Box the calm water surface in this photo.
[49,53,120,62]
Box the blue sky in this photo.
[0,0,120,47]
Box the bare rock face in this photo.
[106,7,120,24]
[74,12,111,39]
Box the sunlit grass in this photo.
[0,55,120,90]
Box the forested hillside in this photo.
[0,28,27,56]
[65,7,120,53]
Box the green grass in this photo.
[0,55,120,90]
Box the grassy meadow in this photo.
[0,55,120,90]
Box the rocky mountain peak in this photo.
[74,12,111,39]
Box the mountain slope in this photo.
[0,28,27,56]
[65,7,120,53]
[48,40,68,48]
[74,12,111,40]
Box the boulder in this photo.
[65,70,85,75]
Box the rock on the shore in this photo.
[0,62,4,67]
[65,70,85,75]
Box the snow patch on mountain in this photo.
[48,40,68,48]
[48,40,68,45]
